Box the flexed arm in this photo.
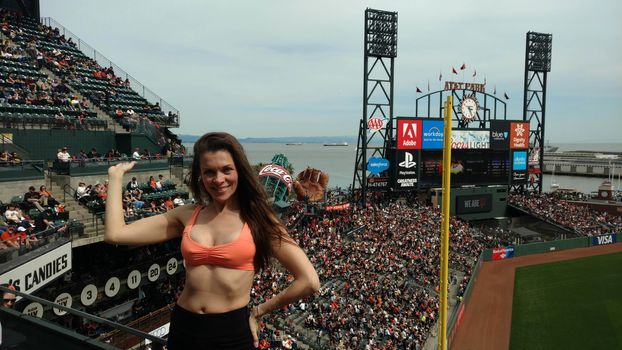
[105,162,186,245]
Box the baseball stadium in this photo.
[0,2,621,350]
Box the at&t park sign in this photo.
[444,81,486,93]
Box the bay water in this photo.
[183,142,622,194]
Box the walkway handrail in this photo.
[0,285,166,348]
[39,17,179,120]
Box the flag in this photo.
[504,92,510,100]
[427,80,430,92]
[439,71,443,81]
[484,77,487,85]
[416,87,422,93]
[472,69,477,78]
[452,67,458,74]
[493,85,496,95]
[460,63,466,70]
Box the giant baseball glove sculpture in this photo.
[293,167,329,202]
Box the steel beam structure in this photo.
[352,8,397,206]
[520,31,552,193]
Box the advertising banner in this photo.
[367,118,384,132]
[513,151,527,171]
[592,234,617,246]
[490,120,510,150]
[510,122,529,149]
[367,157,390,175]
[422,120,444,149]
[451,130,490,149]
[0,242,72,297]
[397,119,422,149]
[455,194,493,214]
[393,150,419,190]
[492,246,515,261]
[258,164,293,192]
[367,176,389,191]
[512,171,527,183]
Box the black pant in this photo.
[167,304,254,350]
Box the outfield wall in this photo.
[447,233,618,349]
[447,251,484,348]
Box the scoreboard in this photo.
[382,118,530,191]
[419,150,511,188]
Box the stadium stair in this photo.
[38,66,129,134]
[48,177,104,246]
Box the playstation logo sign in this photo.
[399,152,417,168]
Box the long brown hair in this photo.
[189,132,285,271]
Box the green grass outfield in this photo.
[509,252,622,350]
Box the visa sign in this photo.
[592,234,617,246]
[422,120,444,149]
[367,157,389,175]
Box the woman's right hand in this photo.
[108,161,136,178]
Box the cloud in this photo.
[42,0,622,141]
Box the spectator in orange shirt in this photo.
[0,226,19,248]
[164,197,174,211]
[148,176,157,191]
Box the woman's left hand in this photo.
[249,306,260,348]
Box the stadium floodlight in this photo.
[365,9,397,58]
[526,32,552,72]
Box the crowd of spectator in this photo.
[0,150,21,165]
[1,183,69,253]
[73,174,188,220]
[0,10,184,153]
[247,193,512,350]
[0,29,100,130]
[509,192,622,236]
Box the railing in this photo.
[99,303,174,349]
[0,225,72,264]
[135,118,167,147]
[51,157,171,176]
[0,285,166,349]
[0,159,46,182]
[39,17,180,125]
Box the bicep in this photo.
[107,206,186,245]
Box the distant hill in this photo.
[179,135,359,144]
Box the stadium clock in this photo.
[460,96,479,122]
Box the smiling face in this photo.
[200,150,239,206]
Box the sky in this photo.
[41,1,622,143]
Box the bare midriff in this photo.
[176,263,254,314]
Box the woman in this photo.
[105,132,319,349]
[39,185,58,207]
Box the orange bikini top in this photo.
[181,206,256,270]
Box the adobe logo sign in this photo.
[397,119,422,149]
[510,122,529,149]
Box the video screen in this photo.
[419,150,510,188]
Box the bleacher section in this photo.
[1,13,178,131]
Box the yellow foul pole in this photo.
[438,96,452,350]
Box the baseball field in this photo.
[509,252,622,350]
[451,242,622,350]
